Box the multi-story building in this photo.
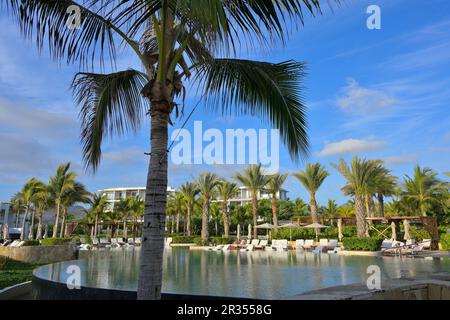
[215,186,288,206]
[99,186,176,211]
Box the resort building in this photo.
[215,186,288,206]
[99,186,177,211]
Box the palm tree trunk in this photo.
[377,193,385,217]
[123,218,128,238]
[271,196,278,226]
[201,196,210,241]
[252,193,258,239]
[20,206,29,240]
[310,194,319,223]
[60,208,66,238]
[222,201,229,238]
[15,212,19,228]
[355,195,367,238]
[186,204,192,236]
[176,209,180,234]
[171,215,174,234]
[52,199,61,238]
[28,207,36,239]
[137,104,169,300]
[94,213,98,236]
[36,209,43,240]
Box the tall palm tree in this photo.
[323,199,338,216]
[179,182,198,236]
[115,198,131,238]
[10,194,24,228]
[48,163,77,238]
[89,193,108,237]
[5,0,336,299]
[128,196,144,238]
[265,173,288,226]
[402,165,447,217]
[332,158,384,238]
[33,184,53,240]
[234,164,270,238]
[216,180,239,238]
[59,183,90,238]
[293,163,329,224]
[195,173,221,241]
[373,168,398,217]
[19,178,44,240]
[173,193,184,234]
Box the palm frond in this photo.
[193,59,308,160]
[71,69,148,171]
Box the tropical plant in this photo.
[234,164,270,238]
[195,173,221,241]
[402,165,448,217]
[265,173,288,226]
[216,180,239,237]
[5,0,335,299]
[337,202,355,218]
[373,168,398,217]
[59,183,90,238]
[173,193,184,234]
[322,199,338,217]
[33,184,54,240]
[332,158,384,238]
[89,194,108,237]
[179,182,199,236]
[48,163,78,238]
[293,163,329,224]
[114,198,131,238]
[19,178,45,240]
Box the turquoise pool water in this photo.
[35,248,450,299]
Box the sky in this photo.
[1,0,450,205]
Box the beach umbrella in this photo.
[278,223,298,241]
[403,220,410,241]
[3,224,8,240]
[237,224,240,240]
[256,223,276,240]
[391,222,397,241]
[248,224,252,240]
[337,219,343,242]
[302,223,328,241]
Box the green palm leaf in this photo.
[71,69,148,170]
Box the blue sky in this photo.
[1,0,449,205]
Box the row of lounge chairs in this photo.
[1,240,25,247]
[381,238,431,255]
[79,237,141,250]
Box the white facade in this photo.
[215,186,288,206]
[99,186,176,211]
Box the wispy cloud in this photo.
[383,154,418,165]
[317,138,386,157]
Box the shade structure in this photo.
[403,219,410,240]
[255,223,276,229]
[302,223,328,241]
[337,219,343,242]
[248,224,252,240]
[237,224,240,240]
[278,223,298,241]
[391,222,397,241]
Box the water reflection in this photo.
[33,248,450,299]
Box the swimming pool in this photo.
[33,248,450,299]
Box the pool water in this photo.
[34,248,450,299]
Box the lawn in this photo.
[0,258,42,290]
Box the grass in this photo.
[0,259,42,290]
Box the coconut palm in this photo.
[33,184,53,240]
[323,199,338,216]
[59,183,90,238]
[10,194,24,228]
[89,194,108,237]
[48,163,78,238]
[5,0,339,299]
[293,163,329,224]
[18,178,44,240]
[195,173,221,241]
[402,165,447,217]
[179,182,199,236]
[373,169,398,217]
[216,180,239,237]
[234,164,270,238]
[332,158,384,238]
[115,198,131,238]
[265,173,288,226]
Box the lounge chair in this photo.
[91,237,99,247]
[245,244,254,251]
[254,239,268,250]
[165,237,172,247]
[319,238,329,249]
[111,238,120,248]
[327,239,338,251]
[272,239,288,251]
[127,238,135,245]
[222,244,230,251]
[209,244,224,251]
[250,239,260,246]
[295,239,305,250]
[230,240,240,250]
[134,238,141,246]
[382,240,405,255]
[99,237,111,248]
[303,239,314,250]
[406,239,416,246]
[117,237,126,245]
[1,240,12,247]
[421,239,432,250]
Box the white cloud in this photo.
[317,138,385,157]
[336,79,396,114]
[103,147,147,164]
[383,154,418,165]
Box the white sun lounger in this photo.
[134,238,141,246]
[222,244,230,251]
[295,239,305,249]
[319,239,329,248]
[303,239,314,250]
[250,239,260,246]
[271,239,288,251]
[327,239,338,250]
[421,239,432,250]
[254,239,268,249]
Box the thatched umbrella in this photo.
[256,223,276,239]
[278,223,298,241]
[302,222,328,241]
[403,219,411,240]
[337,218,343,242]
[390,221,397,241]
[247,224,252,240]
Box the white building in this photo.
[99,186,176,211]
[215,186,288,206]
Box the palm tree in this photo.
[59,183,90,238]
[293,163,329,224]
[19,178,44,240]
[265,173,288,226]
[48,163,77,238]
[5,0,336,299]
[234,164,270,238]
[332,158,384,238]
[195,173,221,241]
[10,194,24,228]
[402,165,447,217]
[216,180,239,237]
[179,182,199,237]
[173,193,184,234]
[323,199,338,216]
[373,168,398,217]
[33,184,53,240]
[128,196,144,238]
[115,198,131,238]
[89,194,108,237]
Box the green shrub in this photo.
[193,237,208,246]
[0,257,10,270]
[408,226,431,241]
[342,237,383,251]
[440,233,450,251]
[40,238,72,246]
[341,226,357,237]
[171,236,196,244]
[438,225,450,236]
[272,228,315,240]
[23,240,40,246]
[209,237,232,245]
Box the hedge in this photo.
[171,236,196,244]
[342,237,383,251]
[209,237,233,245]
[40,238,72,246]
[23,240,40,246]
[441,233,450,251]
